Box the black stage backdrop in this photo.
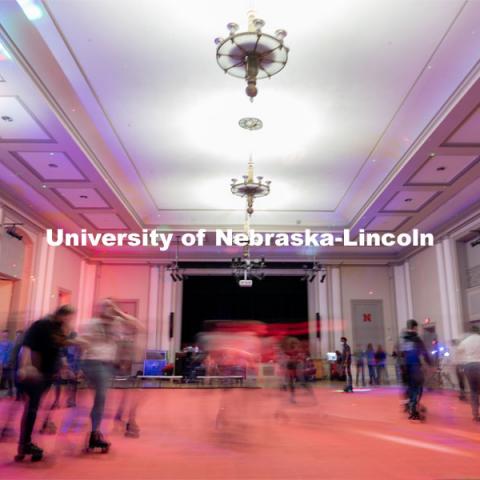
[181,275,308,344]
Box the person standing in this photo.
[401,319,431,420]
[375,345,388,385]
[366,343,376,385]
[15,305,75,461]
[341,337,353,393]
[0,329,14,396]
[457,326,480,421]
[354,346,366,387]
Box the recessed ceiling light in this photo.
[41,184,47,189]
[47,163,58,168]
[404,198,413,202]
[80,195,88,199]
[49,152,55,156]
[436,166,446,171]
[239,117,263,131]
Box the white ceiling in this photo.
[41,0,479,227]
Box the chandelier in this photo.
[215,11,289,101]
[232,247,266,284]
[167,238,185,282]
[231,157,271,216]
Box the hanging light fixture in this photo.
[215,10,289,101]
[167,237,186,282]
[230,156,271,216]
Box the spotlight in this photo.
[4,224,23,241]
[471,238,480,248]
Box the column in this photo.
[147,265,160,350]
[31,233,56,319]
[435,243,453,343]
[330,266,343,350]
[393,262,413,334]
[159,266,174,354]
[76,260,97,329]
[442,238,463,340]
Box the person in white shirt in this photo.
[457,325,480,421]
[81,299,140,451]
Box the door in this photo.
[351,300,386,350]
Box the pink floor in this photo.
[1,385,479,479]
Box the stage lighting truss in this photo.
[231,250,266,281]
[167,238,186,282]
[301,260,326,283]
[215,10,289,101]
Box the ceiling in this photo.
[0,0,480,261]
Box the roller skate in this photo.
[86,431,110,453]
[124,421,140,438]
[408,405,426,422]
[14,442,44,462]
[343,385,353,393]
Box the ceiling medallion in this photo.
[239,117,263,131]
[231,157,271,216]
[215,10,289,101]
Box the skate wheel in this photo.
[14,454,25,462]
[31,454,43,462]
[101,447,109,453]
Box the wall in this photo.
[340,265,397,353]
[408,246,444,334]
[94,263,150,326]
[49,246,83,311]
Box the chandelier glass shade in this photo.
[215,12,289,100]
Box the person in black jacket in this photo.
[15,305,75,462]
[400,319,431,420]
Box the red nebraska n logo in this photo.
[363,313,372,322]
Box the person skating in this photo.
[15,305,75,461]
[81,299,141,452]
[400,319,431,420]
[456,325,480,422]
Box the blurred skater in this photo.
[400,319,431,420]
[15,305,75,461]
[457,326,480,421]
[81,299,140,452]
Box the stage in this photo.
[1,385,479,479]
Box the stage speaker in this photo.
[169,312,174,338]
[316,312,321,339]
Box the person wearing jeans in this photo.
[81,299,141,451]
[457,326,480,421]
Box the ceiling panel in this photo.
[382,190,439,212]
[13,151,86,181]
[406,154,478,185]
[0,96,52,142]
[54,187,110,209]
[365,215,409,231]
[82,212,127,230]
[445,106,480,146]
